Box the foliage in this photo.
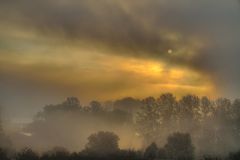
[0,148,10,160]
[15,148,39,160]
[12,94,240,158]
[228,150,240,160]
[164,132,194,160]
[84,131,120,156]
[143,142,158,160]
[135,93,240,155]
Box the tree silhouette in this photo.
[0,148,9,160]
[136,97,161,146]
[144,142,158,160]
[164,132,194,160]
[40,147,70,160]
[113,97,142,113]
[15,148,39,160]
[90,101,102,112]
[157,93,179,131]
[84,131,120,156]
[179,94,200,121]
[12,94,240,158]
[200,96,213,118]
[215,98,231,119]
[229,150,240,160]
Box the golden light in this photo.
[120,59,164,77]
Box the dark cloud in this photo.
[0,0,169,55]
[0,0,240,97]
[0,0,203,67]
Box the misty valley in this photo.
[1,0,240,159]
[1,94,240,160]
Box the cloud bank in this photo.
[0,0,240,120]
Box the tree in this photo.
[38,97,82,118]
[85,131,120,156]
[136,97,161,145]
[41,147,70,160]
[113,97,142,113]
[164,132,194,160]
[231,99,240,134]
[214,98,231,121]
[200,96,213,118]
[89,101,102,112]
[63,97,81,110]
[157,93,178,129]
[228,150,240,160]
[0,148,9,160]
[231,99,240,120]
[136,94,180,146]
[179,95,200,120]
[144,142,158,160]
[15,148,39,160]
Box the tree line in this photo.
[32,94,240,155]
[0,131,240,160]
[136,94,240,155]
[1,93,240,159]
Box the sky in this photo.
[0,0,240,122]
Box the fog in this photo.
[0,1,240,160]
[1,95,239,158]
[7,97,143,152]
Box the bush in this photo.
[164,132,194,160]
[16,148,39,160]
[0,148,9,160]
[144,142,158,160]
[84,131,120,156]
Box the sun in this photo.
[168,49,173,54]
